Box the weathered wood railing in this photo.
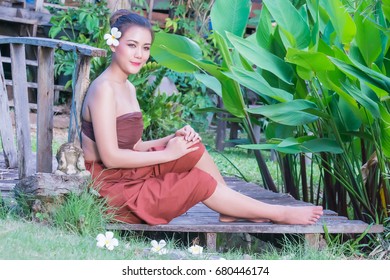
[0,36,106,179]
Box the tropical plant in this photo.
[151,0,390,223]
[251,0,390,222]
[48,0,111,89]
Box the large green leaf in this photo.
[263,0,311,49]
[239,138,343,154]
[379,104,390,158]
[256,4,273,50]
[354,5,382,67]
[225,67,293,102]
[194,73,221,97]
[227,32,294,84]
[239,143,302,154]
[246,100,319,126]
[319,0,356,46]
[210,0,251,42]
[382,0,390,22]
[330,57,390,92]
[151,32,202,72]
[286,48,335,72]
[340,80,380,118]
[300,138,343,153]
[152,32,246,118]
[213,31,246,118]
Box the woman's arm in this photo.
[134,125,202,152]
[133,134,175,151]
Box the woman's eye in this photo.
[144,47,150,51]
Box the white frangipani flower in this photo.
[188,244,203,255]
[104,27,122,46]
[96,231,119,251]
[150,240,168,255]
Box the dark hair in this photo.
[110,9,154,42]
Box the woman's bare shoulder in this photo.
[88,77,114,96]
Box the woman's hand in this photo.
[175,125,202,142]
[165,136,199,160]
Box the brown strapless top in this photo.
[82,112,144,150]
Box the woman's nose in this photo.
[134,48,142,58]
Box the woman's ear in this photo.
[110,45,116,52]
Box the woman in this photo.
[81,9,323,226]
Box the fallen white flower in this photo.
[96,231,119,251]
[150,240,168,255]
[188,244,203,255]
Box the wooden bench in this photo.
[106,177,384,251]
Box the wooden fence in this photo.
[0,36,106,179]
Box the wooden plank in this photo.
[5,79,72,92]
[0,51,17,168]
[107,219,383,234]
[10,43,34,178]
[205,233,217,252]
[36,46,54,173]
[1,56,39,66]
[68,55,91,146]
[0,14,39,25]
[0,37,107,58]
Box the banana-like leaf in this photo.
[256,4,272,50]
[227,32,294,84]
[239,143,302,154]
[379,104,390,158]
[382,0,390,22]
[153,38,246,118]
[151,32,202,72]
[354,5,382,67]
[239,138,343,154]
[213,31,246,118]
[263,0,311,49]
[320,0,356,46]
[246,100,319,126]
[210,0,251,43]
[340,80,380,118]
[286,48,335,71]
[224,67,293,103]
[194,73,222,97]
[300,138,343,153]
[330,57,390,93]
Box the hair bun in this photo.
[110,9,132,27]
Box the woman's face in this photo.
[111,25,152,75]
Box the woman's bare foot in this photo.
[219,214,271,223]
[274,206,324,225]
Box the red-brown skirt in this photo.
[85,143,217,225]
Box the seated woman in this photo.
[81,9,323,226]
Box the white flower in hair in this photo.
[104,27,122,46]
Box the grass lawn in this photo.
[0,218,360,260]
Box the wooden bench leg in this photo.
[205,232,217,251]
[305,233,327,249]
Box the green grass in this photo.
[0,217,365,260]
